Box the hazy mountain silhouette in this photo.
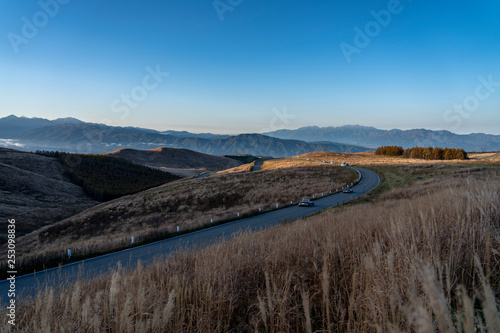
[12,123,369,157]
[0,115,84,138]
[266,125,500,152]
[5,115,498,154]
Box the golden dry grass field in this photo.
[297,151,500,165]
[6,158,500,332]
[469,152,500,161]
[216,161,255,174]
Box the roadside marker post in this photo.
[177,226,180,232]
[131,236,135,244]
[67,249,71,259]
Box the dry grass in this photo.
[153,167,207,178]
[260,158,331,170]
[219,158,339,174]
[216,161,255,174]
[298,151,500,166]
[6,167,500,332]
[15,163,357,271]
[469,152,500,161]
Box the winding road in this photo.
[1,166,380,303]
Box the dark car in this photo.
[343,188,353,193]
[298,199,314,207]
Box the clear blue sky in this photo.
[1,0,499,134]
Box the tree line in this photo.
[375,146,468,160]
[35,150,180,201]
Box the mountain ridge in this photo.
[2,115,499,153]
[7,121,370,157]
[0,114,84,138]
[265,125,500,152]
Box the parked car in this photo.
[341,162,349,167]
[299,199,314,207]
[343,188,353,193]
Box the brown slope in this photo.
[103,147,242,171]
[0,148,98,241]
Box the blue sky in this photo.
[1,0,499,134]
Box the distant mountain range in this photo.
[265,125,500,152]
[1,115,498,155]
[160,130,230,140]
[0,116,368,157]
[0,115,84,138]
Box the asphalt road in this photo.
[0,167,379,303]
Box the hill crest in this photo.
[103,147,243,171]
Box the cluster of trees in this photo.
[36,150,179,201]
[375,146,404,156]
[374,146,468,160]
[402,147,468,160]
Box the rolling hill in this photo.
[0,148,98,241]
[0,148,182,243]
[103,147,243,171]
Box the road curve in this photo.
[0,167,380,303]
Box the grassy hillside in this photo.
[14,160,357,275]
[223,154,261,164]
[103,147,242,172]
[0,148,98,242]
[297,151,497,165]
[8,164,500,331]
[216,162,255,174]
[469,152,500,161]
[37,151,180,201]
